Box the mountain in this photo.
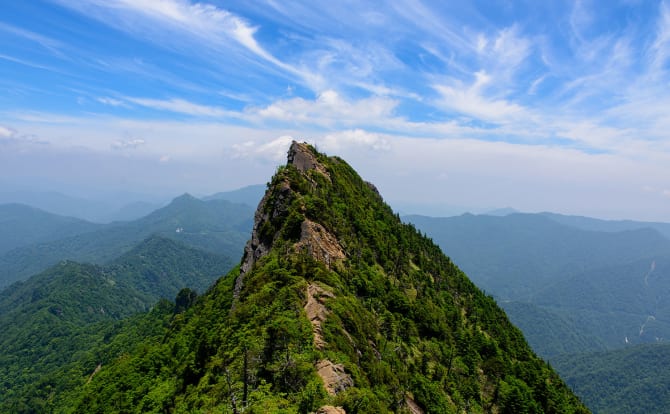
[552,343,670,414]
[500,301,606,358]
[406,213,670,302]
[0,203,100,255]
[103,200,164,222]
[0,235,229,411]
[0,190,114,222]
[68,142,587,413]
[406,213,670,352]
[203,184,266,208]
[0,194,253,288]
[541,212,670,240]
[532,254,670,348]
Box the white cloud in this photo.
[433,80,527,124]
[111,138,145,150]
[97,97,127,107]
[54,0,318,90]
[232,135,294,161]
[249,90,399,127]
[318,129,390,153]
[0,125,16,138]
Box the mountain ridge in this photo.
[71,142,588,413]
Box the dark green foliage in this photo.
[0,236,229,411]
[501,302,606,358]
[62,144,587,413]
[552,343,670,414]
[0,194,252,288]
[407,214,670,352]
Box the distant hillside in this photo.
[0,235,229,411]
[407,212,670,352]
[552,343,670,414]
[0,194,253,288]
[500,301,606,358]
[541,212,670,240]
[0,190,113,222]
[0,203,100,254]
[406,213,670,301]
[532,254,670,348]
[203,184,265,208]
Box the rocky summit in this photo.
[72,142,589,413]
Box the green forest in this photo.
[17,142,585,413]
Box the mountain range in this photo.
[3,149,670,411]
[0,194,253,288]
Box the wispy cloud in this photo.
[97,97,128,107]
[124,97,237,118]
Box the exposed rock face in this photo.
[234,141,342,301]
[287,141,330,178]
[313,406,346,414]
[315,359,354,396]
[294,220,345,268]
[305,284,334,350]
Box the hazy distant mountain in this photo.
[0,194,253,288]
[0,203,100,255]
[102,200,165,222]
[484,207,519,216]
[0,190,111,222]
[202,184,266,208]
[541,212,670,239]
[0,189,168,223]
[406,213,670,301]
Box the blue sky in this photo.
[1,0,670,221]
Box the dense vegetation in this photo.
[552,343,670,414]
[499,302,605,358]
[0,236,229,411]
[0,194,252,288]
[407,214,670,351]
[68,143,587,413]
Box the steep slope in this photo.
[0,235,227,411]
[72,142,587,413]
[0,203,100,255]
[0,195,252,288]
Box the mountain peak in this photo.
[287,141,330,178]
[74,142,589,413]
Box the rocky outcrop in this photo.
[305,284,334,350]
[294,220,345,268]
[234,141,342,301]
[287,141,330,178]
[315,359,354,396]
[313,406,346,414]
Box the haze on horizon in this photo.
[1,1,670,222]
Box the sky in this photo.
[1,0,669,221]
